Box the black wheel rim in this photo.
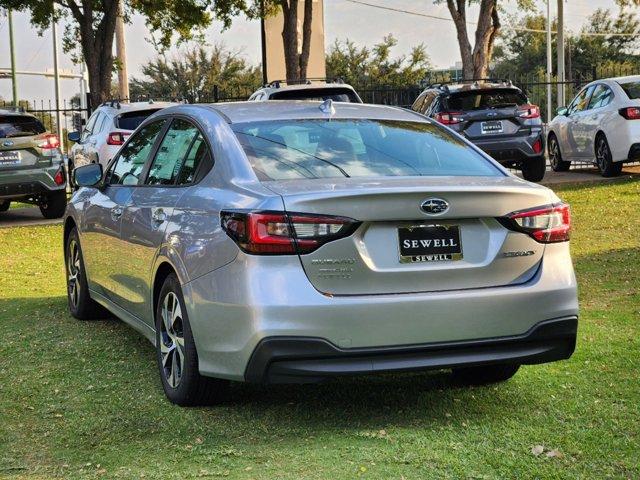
[159,292,185,389]
[67,239,81,309]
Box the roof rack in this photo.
[101,99,122,109]
[426,78,513,90]
[263,77,346,88]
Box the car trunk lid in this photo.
[265,176,552,295]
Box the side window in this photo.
[96,113,110,133]
[568,86,595,114]
[422,93,436,114]
[145,119,200,186]
[81,112,100,141]
[588,85,613,109]
[412,93,427,112]
[177,133,212,185]
[106,120,166,186]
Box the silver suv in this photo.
[249,80,362,102]
[68,100,177,170]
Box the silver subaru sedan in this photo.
[65,101,578,406]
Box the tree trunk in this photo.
[281,1,300,83]
[63,0,118,108]
[446,0,500,80]
[298,0,313,81]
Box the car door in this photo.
[71,111,100,167]
[583,84,614,158]
[81,119,167,302]
[566,85,595,158]
[118,117,211,325]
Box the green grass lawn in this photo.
[1,179,638,479]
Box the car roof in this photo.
[99,101,179,114]
[203,101,425,124]
[605,75,640,84]
[0,108,38,118]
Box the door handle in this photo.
[111,206,123,221]
[152,208,167,224]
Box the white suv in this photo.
[248,80,362,103]
[68,100,177,169]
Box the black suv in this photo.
[412,80,546,182]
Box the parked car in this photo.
[0,108,67,218]
[68,100,178,170]
[547,75,640,177]
[65,101,578,405]
[248,80,362,102]
[412,80,546,182]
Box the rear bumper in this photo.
[627,143,640,162]
[468,129,545,164]
[0,164,66,200]
[245,316,578,383]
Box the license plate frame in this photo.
[398,224,463,264]
[481,120,503,135]
[0,151,20,166]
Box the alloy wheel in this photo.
[159,292,185,389]
[67,239,81,309]
[549,138,560,169]
[596,138,609,171]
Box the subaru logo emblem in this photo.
[2,140,14,147]
[421,198,449,215]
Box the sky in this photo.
[0,0,634,103]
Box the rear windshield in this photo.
[446,88,528,111]
[270,88,360,103]
[618,81,640,100]
[0,115,46,138]
[116,109,162,130]
[232,119,501,181]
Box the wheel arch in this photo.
[152,262,178,321]
[63,216,77,247]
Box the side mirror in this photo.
[556,107,568,116]
[68,131,81,142]
[73,163,103,188]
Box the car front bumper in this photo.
[184,242,579,382]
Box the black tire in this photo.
[65,227,110,320]
[0,201,10,212]
[548,134,571,172]
[452,364,520,386]
[595,134,623,178]
[155,273,229,406]
[40,190,67,219]
[521,155,546,182]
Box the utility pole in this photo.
[8,9,18,105]
[115,0,130,101]
[52,8,64,150]
[556,0,565,107]
[545,0,553,122]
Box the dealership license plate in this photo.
[0,151,20,166]
[481,120,503,134]
[398,225,463,263]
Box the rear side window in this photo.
[445,89,528,111]
[270,88,360,103]
[116,109,162,131]
[232,119,501,181]
[588,85,613,109]
[107,120,166,185]
[0,115,46,138]
[145,119,200,186]
[619,81,640,99]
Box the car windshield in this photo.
[446,89,528,111]
[0,115,46,138]
[232,119,502,181]
[270,88,360,102]
[116,109,162,130]
[618,81,640,99]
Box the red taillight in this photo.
[619,107,640,120]
[220,211,360,255]
[532,138,543,154]
[54,168,65,186]
[502,203,571,243]
[435,111,464,125]
[38,134,60,150]
[107,131,130,145]
[518,104,540,119]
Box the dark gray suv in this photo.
[412,80,546,182]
